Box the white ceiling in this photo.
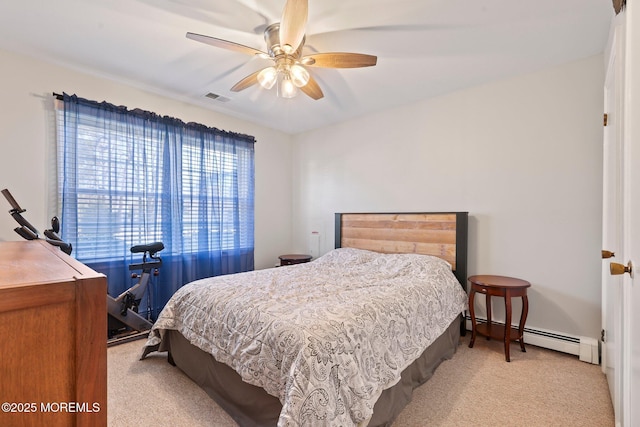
[0,0,612,134]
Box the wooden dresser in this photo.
[0,240,107,426]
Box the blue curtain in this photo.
[58,93,255,318]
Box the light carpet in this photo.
[107,334,614,426]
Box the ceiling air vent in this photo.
[205,92,231,103]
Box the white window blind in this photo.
[55,94,255,264]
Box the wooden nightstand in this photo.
[468,275,531,362]
[278,254,312,266]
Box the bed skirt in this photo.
[157,316,461,427]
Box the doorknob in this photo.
[610,260,633,277]
[602,250,615,259]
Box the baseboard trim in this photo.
[464,316,599,364]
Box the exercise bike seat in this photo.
[130,241,164,255]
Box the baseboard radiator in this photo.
[464,316,599,365]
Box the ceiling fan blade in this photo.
[301,52,377,68]
[279,0,308,53]
[300,76,324,100]
[186,32,267,57]
[300,52,378,68]
[230,69,263,92]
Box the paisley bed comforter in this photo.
[142,247,468,426]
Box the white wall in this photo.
[291,55,605,340]
[0,47,293,270]
[0,45,606,340]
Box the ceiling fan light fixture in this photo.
[257,66,277,89]
[290,64,310,87]
[186,0,375,102]
[278,73,298,98]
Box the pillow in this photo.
[312,247,380,266]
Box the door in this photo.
[602,23,624,424]
[603,4,640,426]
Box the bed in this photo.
[141,212,468,426]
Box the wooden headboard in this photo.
[334,212,468,289]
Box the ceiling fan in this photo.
[186,0,377,100]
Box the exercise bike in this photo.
[2,188,162,346]
[107,241,164,346]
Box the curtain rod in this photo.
[48,92,257,143]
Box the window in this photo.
[56,93,255,316]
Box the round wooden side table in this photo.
[468,275,531,362]
[278,254,312,266]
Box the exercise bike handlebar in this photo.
[45,237,73,255]
[10,211,39,238]
[3,188,73,255]
[14,225,38,240]
[3,188,40,239]
[2,188,25,213]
